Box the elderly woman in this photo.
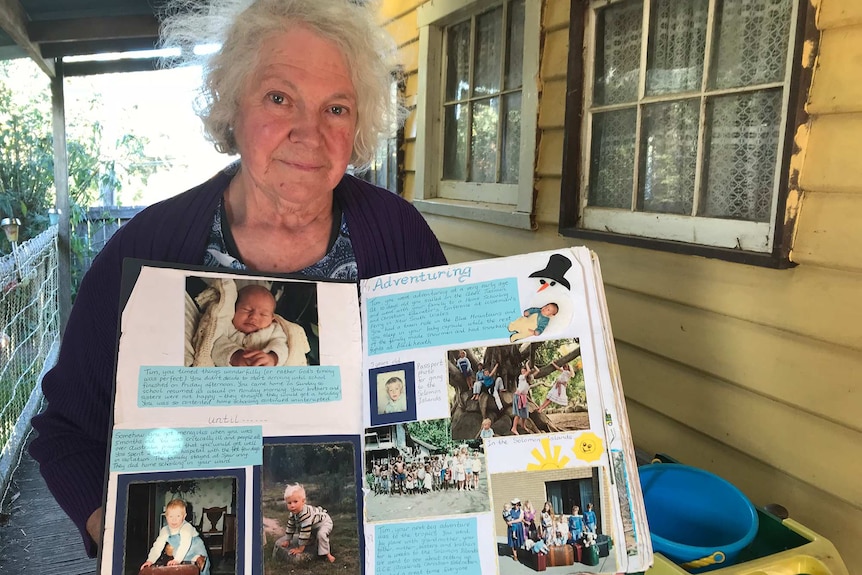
[29,0,446,556]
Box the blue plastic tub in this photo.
[639,464,759,573]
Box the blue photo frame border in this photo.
[113,467,247,575]
[368,361,416,426]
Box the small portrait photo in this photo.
[490,466,618,574]
[377,371,407,415]
[368,362,416,426]
[184,275,319,368]
[262,438,362,575]
[364,418,491,523]
[447,338,586,440]
[122,474,239,575]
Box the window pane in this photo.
[474,7,503,97]
[470,97,499,182]
[445,20,471,102]
[387,138,397,193]
[711,0,793,89]
[594,0,643,106]
[646,0,708,96]
[501,92,521,183]
[375,144,387,188]
[702,90,782,221]
[588,108,637,209]
[639,100,698,215]
[505,0,525,90]
[443,103,468,180]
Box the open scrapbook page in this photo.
[102,262,365,575]
[100,248,652,575]
[359,248,651,575]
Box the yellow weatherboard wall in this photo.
[382,0,862,568]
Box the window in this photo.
[415,0,540,229]
[357,80,403,195]
[561,0,809,262]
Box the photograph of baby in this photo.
[184,276,319,367]
[447,338,586,440]
[490,466,617,573]
[124,476,238,575]
[363,418,490,523]
[262,440,361,575]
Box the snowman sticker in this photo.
[507,254,573,342]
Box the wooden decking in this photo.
[0,434,96,575]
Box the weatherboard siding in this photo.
[382,0,862,567]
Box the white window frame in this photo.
[578,0,800,253]
[414,0,540,230]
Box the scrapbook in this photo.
[99,247,653,575]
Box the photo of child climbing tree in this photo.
[447,339,586,440]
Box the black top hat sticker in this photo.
[528,254,572,290]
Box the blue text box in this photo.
[375,518,480,575]
[109,426,262,472]
[365,279,520,355]
[138,366,341,407]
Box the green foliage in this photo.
[0,60,162,291]
[263,442,356,499]
[527,338,585,407]
[407,419,456,452]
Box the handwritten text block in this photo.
[365,279,520,355]
[110,426,262,472]
[138,366,341,407]
[375,518,481,575]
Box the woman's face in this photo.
[233,26,357,204]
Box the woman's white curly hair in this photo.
[159,0,403,168]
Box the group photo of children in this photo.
[261,441,361,575]
[363,419,490,522]
[183,276,320,368]
[446,339,588,441]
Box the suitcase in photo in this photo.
[547,544,574,567]
[572,541,583,563]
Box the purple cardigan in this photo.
[29,170,446,555]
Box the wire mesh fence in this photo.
[0,226,59,456]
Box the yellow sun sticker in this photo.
[526,437,571,470]
[572,432,604,462]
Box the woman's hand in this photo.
[87,508,103,549]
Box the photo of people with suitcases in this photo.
[490,466,618,573]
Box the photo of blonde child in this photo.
[141,498,210,574]
[274,484,336,563]
[263,441,359,575]
[376,371,408,415]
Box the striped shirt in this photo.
[285,504,329,545]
